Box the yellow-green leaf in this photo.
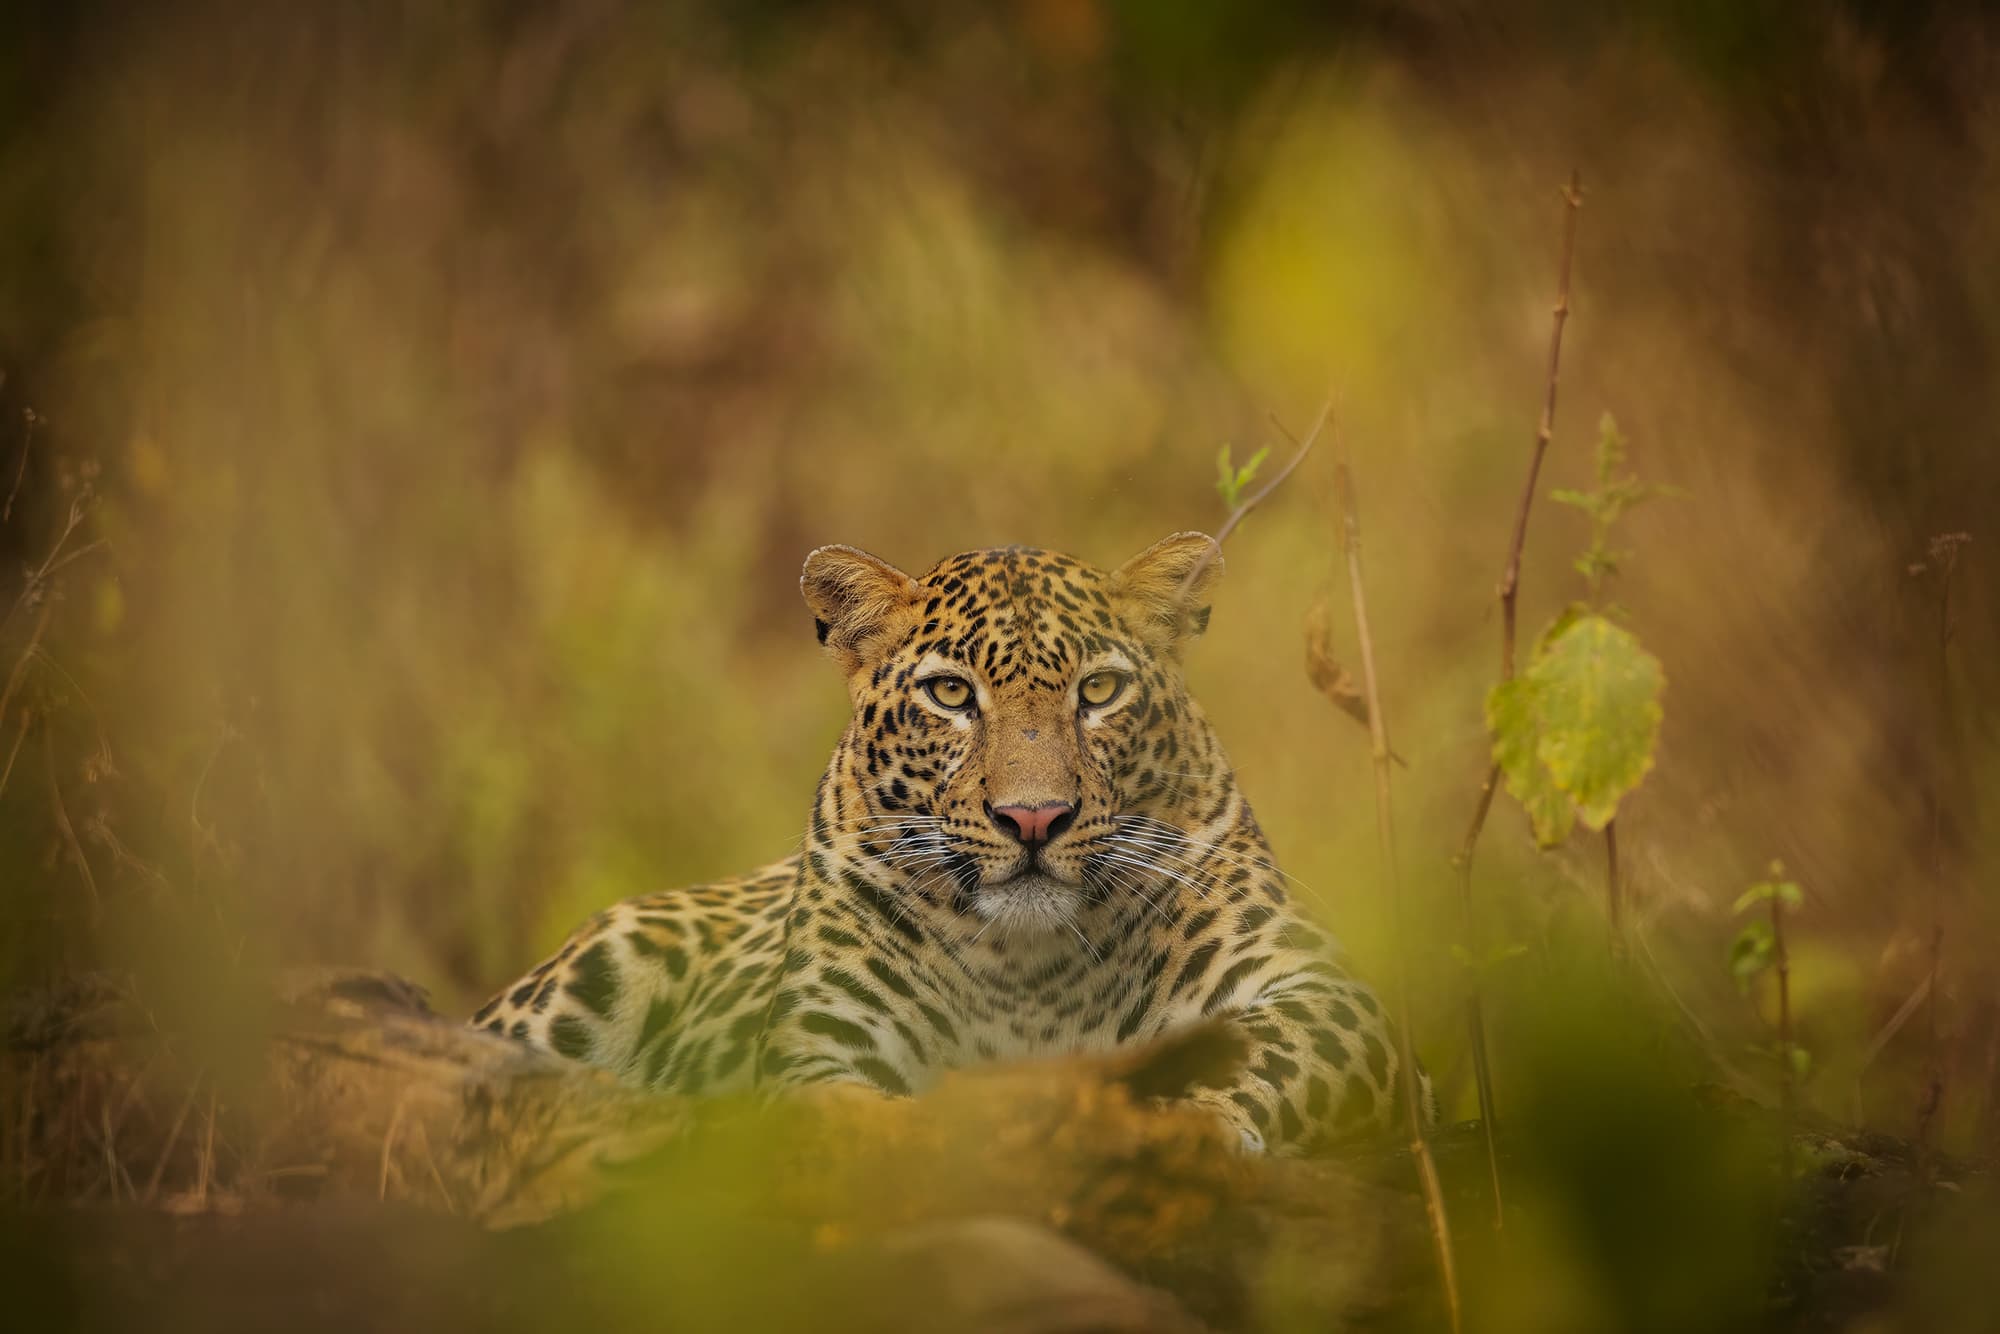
[1528,614,1664,830]
[1487,676,1575,848]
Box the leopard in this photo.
[471,533,1428,1152]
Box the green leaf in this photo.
[1237,444,1270,491]
[1787,1044,1813,1079]
[1731,883,1773,915]
[1214,443,1271,510]
[1730,921,1774,991]
[1734,866,1804,916]
[1550,487,1596,514]
[1526,613,1665,830]
[1486,676,1575,848]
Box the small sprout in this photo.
[1550,414,1685,606]
[1731,861,1811,1113]
[1214,443,1271,512]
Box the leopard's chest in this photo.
[904,923,1171,1065]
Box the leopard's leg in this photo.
[752,919,952,1099]
[1186,967,1426,1154]
[470,859,799,1096]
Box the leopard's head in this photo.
[800,534,1230,935]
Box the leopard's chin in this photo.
[969,870,1086,935]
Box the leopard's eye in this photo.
[1078,670,1127,709]
[923,676,975,711]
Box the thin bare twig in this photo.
[3,408,33,524]
[1176,395,1333,599]
[100,1101,131,1203]
[1449,171,1583,1231]
[196,1090,218,1210]
[144,1077,204,1203]
[33,537,108,583]
[44,721,101,922]
[1498,170,1585,680]
[1337,456,1461,1334]
[0,598,52,737]
[0,706,33,801]
[2,491,92,637]
[1771,887,1795,1179]
[411,1116,457,1214]
[380,1096,408,1200]
[0,590,50,802]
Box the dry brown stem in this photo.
[1450,171,1584,1230]
[1335,456,1462,1334]
[3,406,33,525]
[1498,170,1585,678]
[0,597,50,745]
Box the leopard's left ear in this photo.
[1112,531,1222,647]
[800,544,921,673]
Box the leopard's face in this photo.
[802,534,1227,936]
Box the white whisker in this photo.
[1088,848,1213,901]
[1113,817,1318,897]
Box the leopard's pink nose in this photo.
[990,802,1077,847]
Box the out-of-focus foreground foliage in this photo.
[2,0,1998,1329]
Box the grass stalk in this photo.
[1337,456,1461,1334]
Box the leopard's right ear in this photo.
[800,545,920,673]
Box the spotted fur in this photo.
[472,534,1428,1151]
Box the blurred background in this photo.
[2,0,1998,1325]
